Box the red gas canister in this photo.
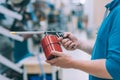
[41,35,62,60]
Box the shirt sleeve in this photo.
[106,7,120,80]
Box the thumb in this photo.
[64,32,72,39]
[51,51,63,57]
[58,37,63,42]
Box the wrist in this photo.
[69,59,77,68]
[70,59,81,69]
[76,40,83,49]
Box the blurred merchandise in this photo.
[0,0,96,80]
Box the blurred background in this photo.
[0,0,109,80]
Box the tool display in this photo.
[0,55,23,80]
[0,5,23,20]
[0,74,11,80]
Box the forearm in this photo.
[77,40,94,54]
[71,59,112,79]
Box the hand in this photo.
[46,51,73,68]
[58,32,79,50]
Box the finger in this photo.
[68,43,76,50]
[64,41,73,48]
[58,37,63,42]
[64,32,72,38]
[61,38,70,44]
[46,58,58,65]
[46,57,61,65]
[50,51,63,57]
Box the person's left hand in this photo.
[46,51,73,68]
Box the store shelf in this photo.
[0,74,11,80]
[0,55,23,74]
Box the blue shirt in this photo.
[14,40,32,63]
[90,0,120,80]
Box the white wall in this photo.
[93,0,110,28]
[84,0,94,29]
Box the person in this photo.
[46,0,120,80]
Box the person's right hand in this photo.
[58,32,79,50]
